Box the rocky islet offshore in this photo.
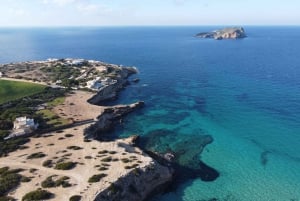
[196,27,246,40]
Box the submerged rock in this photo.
[137,129,219,185]
[196,27,246,40]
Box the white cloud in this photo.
[43,0,79,7]
[9,8,27,16]
[77,3,99,13]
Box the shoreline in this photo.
[0,59,174,201]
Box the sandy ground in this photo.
[53,90,104,121]
[0,124,152,201]
[0,90,152,201]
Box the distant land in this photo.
[196,27,246,40]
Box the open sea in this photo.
[1,26,300,201]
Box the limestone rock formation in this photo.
[84,102,145,139]
[94,156,173,201]
[196,27,246,40]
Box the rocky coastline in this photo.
[0,59,174,201]
[196,27,246,40]
[0,58,218,201]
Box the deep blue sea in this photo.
[1,26,300,201]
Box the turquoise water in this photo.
[0,27,300,200]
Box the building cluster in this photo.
[86,77,117,91]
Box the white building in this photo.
[47,58,59,62]
[86,77,103,90]
[13,117,38,130]
[0,72,2,77]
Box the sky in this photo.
[0,0,299,26]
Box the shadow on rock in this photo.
[136,129,220,189]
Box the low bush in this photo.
[67,146,82,150]
[121,158,131,163]
[64,134,74,138]
[69,195,82,201]
[21,176,31,182]
[42,176,71,188]
[88,174,107,183]
[108,151,117,154]
[0,167,22,196]
[22,189,53,201]
[42,160,53,168]
[101,157,112,162]
[54,162,76,170]
[98,150,108,154]
[27,152,46,159]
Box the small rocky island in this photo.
[196,27,246,40]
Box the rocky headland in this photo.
[196,27,246,40]
[0,59,174,201]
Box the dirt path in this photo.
[0,77,48,86]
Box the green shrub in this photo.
[27,152,46,159]
[22,189,53,201]
[0,168,22,196]
[121,158,131,163]
[41,176,55,188]
[69,195,82,201]
[98,150,108,154]
[0,196,15,201]
[42,175,71,188]
[101,157,112,162]
[64,134,74,138]
[42,160,53,168]
[67,146,82,150]
[98,167,108,171]
[29,168,37,173]
[21,176,31,182]
[54,162,76,170]
[88,174,107,183]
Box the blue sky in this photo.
[0,0,299,26]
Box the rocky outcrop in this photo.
[94,153,173,201]
[88,67,137,104]
[196,27,246,40]
[84,102,144,139]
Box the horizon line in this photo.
[0,24,300,28]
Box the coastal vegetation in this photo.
[0,80,45,105]
[54,162,76,170]
[0,87,67,157]
[88,173,107,183]
[27,152,46,159]
[22,189,53,201]
[0,167,23,199]
[41,175,71,188]
[69,195,82,201]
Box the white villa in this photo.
[86,77,103,90]
[65,59,85,66]
[13,117,38,130]
[4,117,38,140]
[0,72,3,77]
